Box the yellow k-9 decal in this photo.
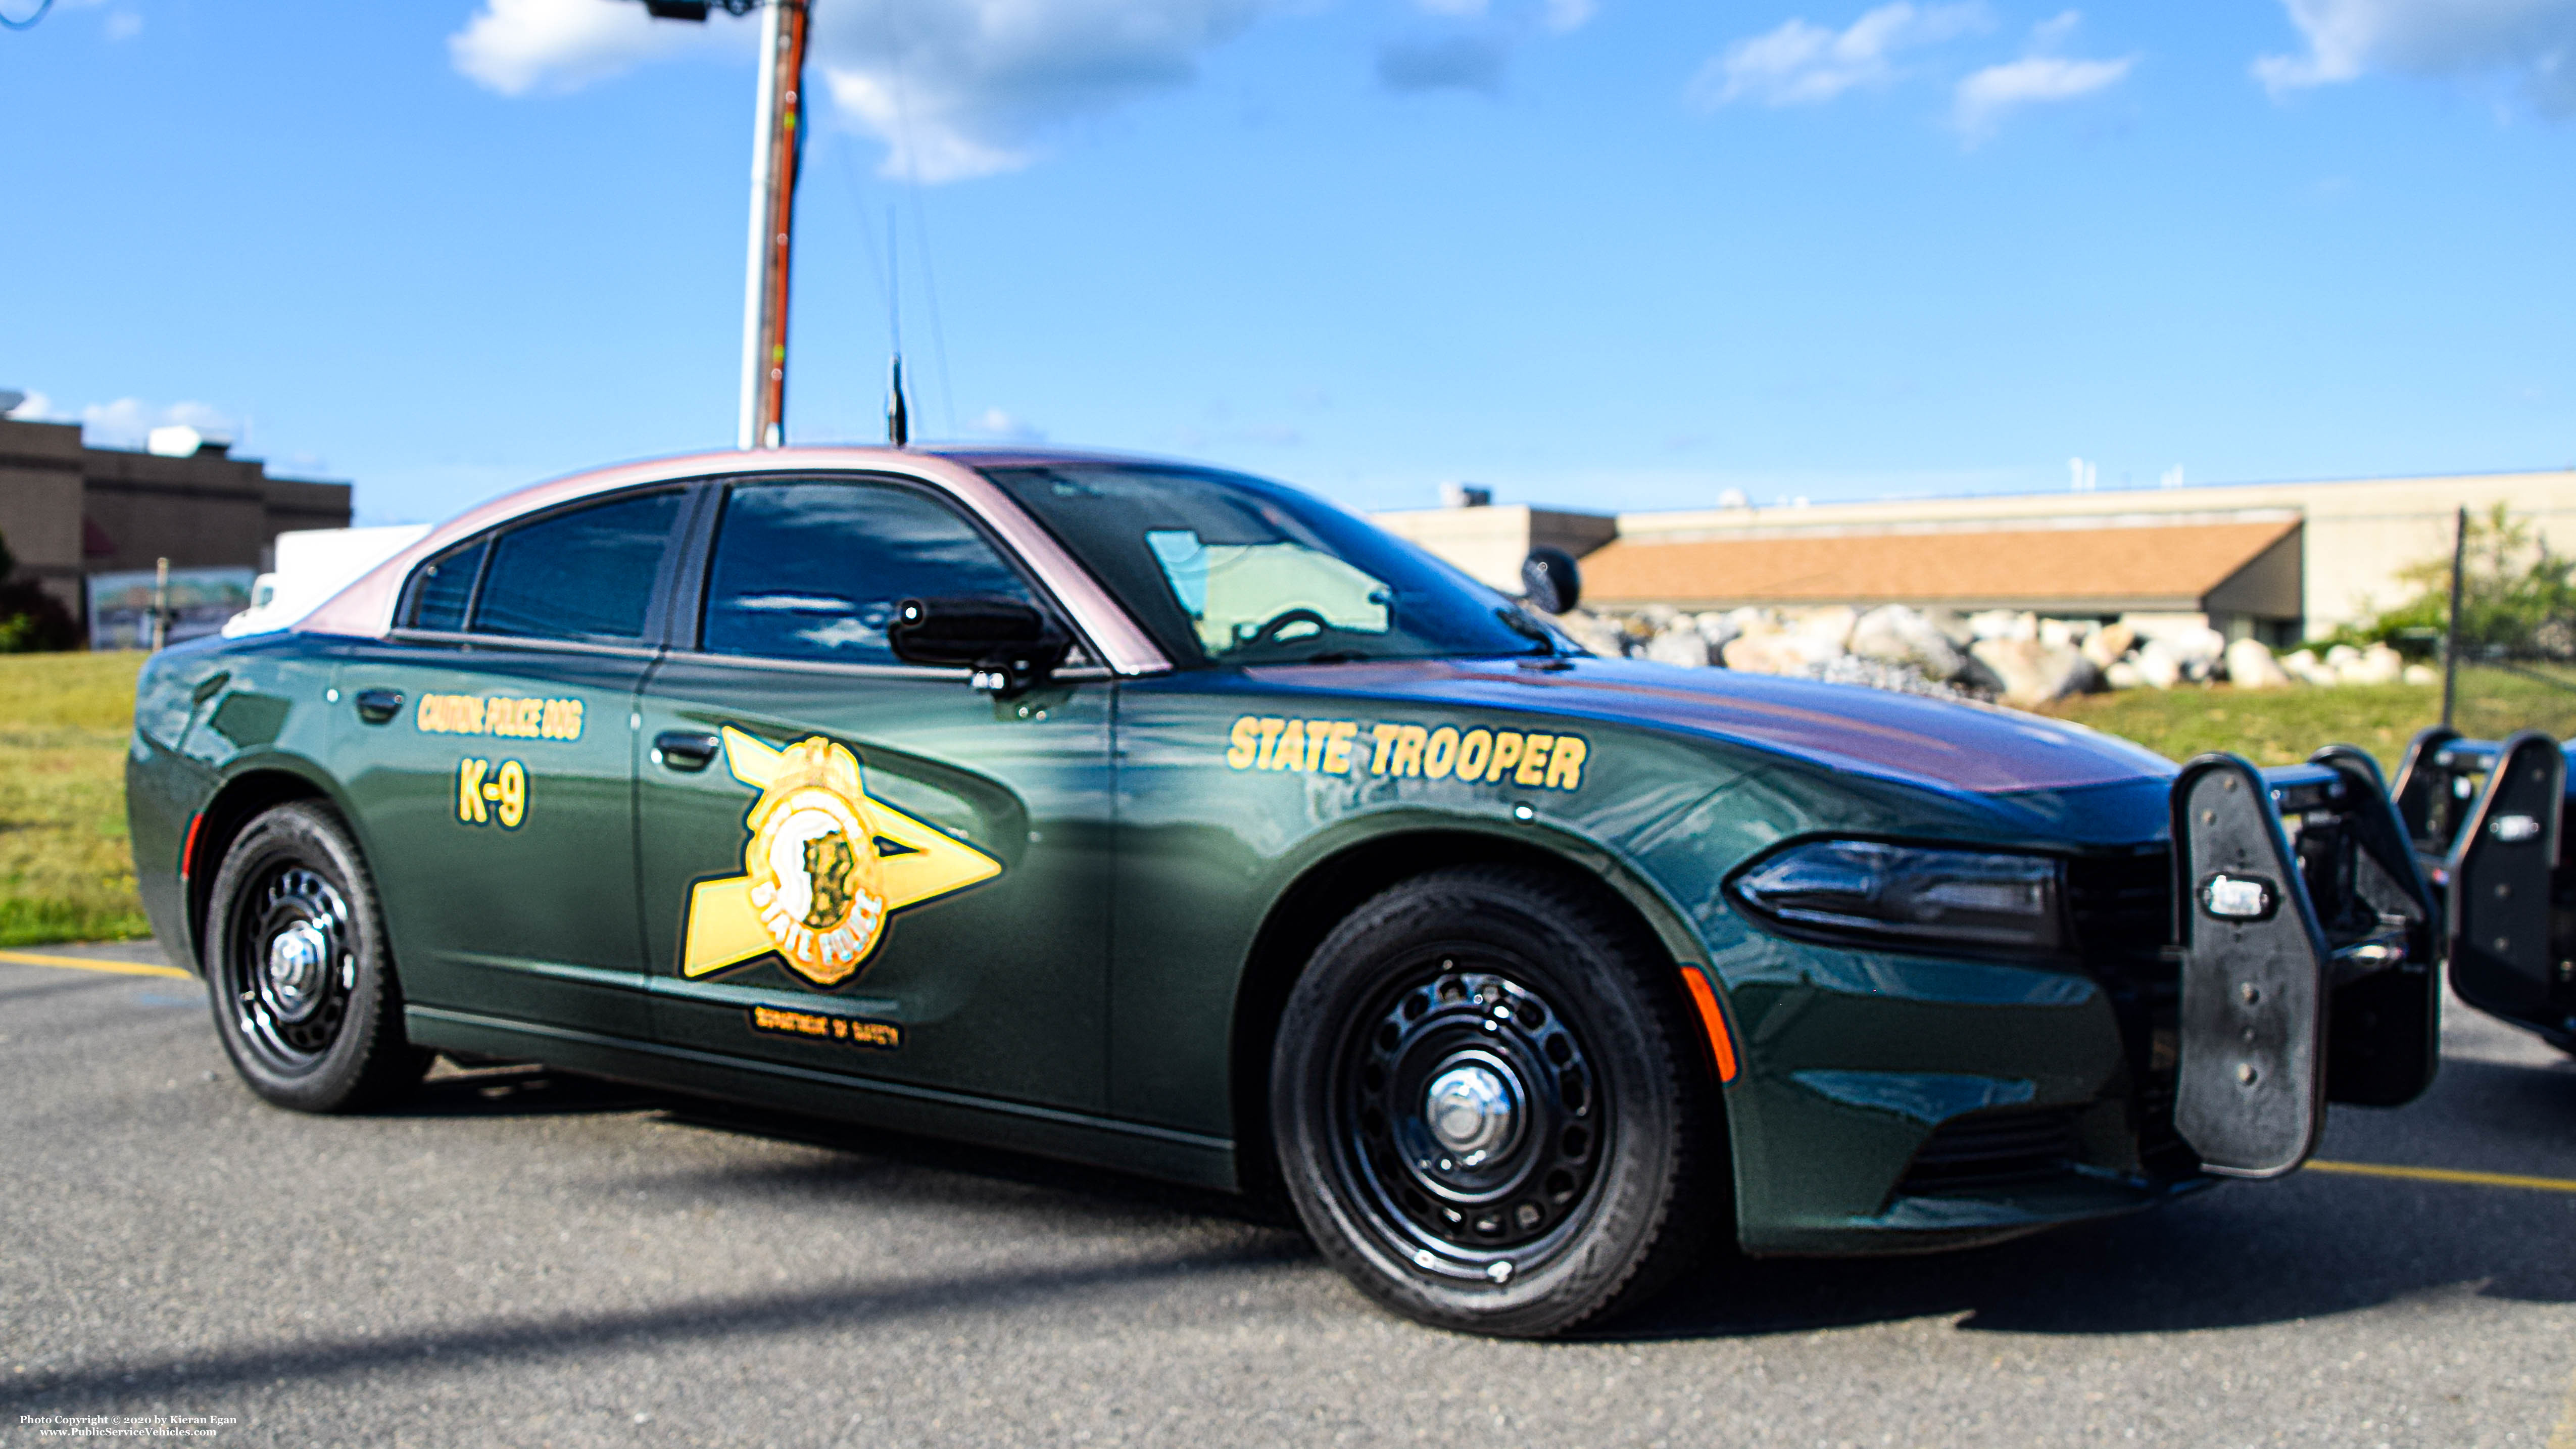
[456,758,526,829]
[681,728,1002,989]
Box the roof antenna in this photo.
[884,208,908,447]
[887,354,910,448]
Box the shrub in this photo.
[2327,503,2576,661]
[0,528,82,653]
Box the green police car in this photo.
[127,448,2441,1337]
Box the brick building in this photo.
[0,415,353,631]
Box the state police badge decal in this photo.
[681,728,1002,989]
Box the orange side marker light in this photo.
[180,811,204,880]
[1680,965,1738,1084]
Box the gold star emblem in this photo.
[681,727,1002,988]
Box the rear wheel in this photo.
[1271,865,1717,1336]
[203,802,430,1112]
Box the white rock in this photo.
[2224,637,2294,689]
[2165,626,2228,682]
[2131,640,2183,690]
[1971,637,2101,708]
[2280,649,2335,687]
[1644,624,1718,668]
[2403,662,2439,687]
[1721,632,1815,675]
[2343,643,2406,685]
[1921,608,1975,649]
[1691,612,1741,650]
[2039,617,2086,650]
[1787,605,1859,653]
[1849,604,1967,681]
[1968,609,2037,642]
[2105,660,2144,690]
[2080,622,2137,671]
[2324,643,2362,669]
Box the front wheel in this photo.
[203,801,431,1112]
[1271,865,1719,1336]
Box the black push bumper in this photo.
[2169,748,2440,1177]
[2394,728,2576,1048]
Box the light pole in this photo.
[639,0,809,450]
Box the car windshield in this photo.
[981,461,1557,667]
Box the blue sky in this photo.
[4,0,2572,524]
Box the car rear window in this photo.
[471,490,683,643]
[404,537,488,632]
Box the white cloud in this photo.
[2256,0,2576,115]
[449,0,744,96]
[1945,10,2131,143]
[76,398,239,452]
[1688,3,1988,110]
[1541,0,1594,32]
[4,390,58,421]
[968,406,1046,441]
[1954,54,2131,140]
[450,0,1265,182]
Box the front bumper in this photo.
[1723,748,2437,1255]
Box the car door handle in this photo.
[354,689,404,725]
[653,730,722,771]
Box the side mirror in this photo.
[890,595,1069,693]
[1521,547,1581,615]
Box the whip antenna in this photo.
[888,354,910,447]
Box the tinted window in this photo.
[405,537,487,632]
[471,491,683,642]
[702,479,1037,664]
[983,463,1546,667]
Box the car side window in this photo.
[470,490,684,643]
[404,537,488,631]
[701,478,1039,665]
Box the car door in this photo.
[634,472,1114,1113]
[330,486,689,1040]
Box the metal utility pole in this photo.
[2442,503,2468,727]
[738,0,810,449]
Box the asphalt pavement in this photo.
[3,939,2572,1448]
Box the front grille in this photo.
[1898,1108,2083,1194]
[2064,850,2196,1177]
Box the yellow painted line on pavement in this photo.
[2309,1159,2576,1194]
[0,948,189,981]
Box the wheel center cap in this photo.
[265,922,330,1020]
[1424,1060,1518,1162]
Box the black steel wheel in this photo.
[1273,864,1719,1336]
[204,801,430,1112]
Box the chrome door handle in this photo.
[354,689,404,725]
[653,730,722,771]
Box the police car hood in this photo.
[1249,656,2177,796]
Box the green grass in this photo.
[2038,682,2444,772]
[0,651,150,946]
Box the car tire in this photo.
[1271,864,1719,1337]
[203,801,432,1112]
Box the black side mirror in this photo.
[891,595,1070,693]
[1522,547,1581,615]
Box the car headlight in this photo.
[1729,839,2064,955]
